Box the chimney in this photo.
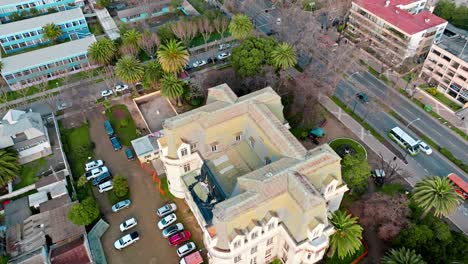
[425,18,430,23]
[428,6,435,13]
[385,0,390,7]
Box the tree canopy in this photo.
[0,148,20,187]
[271,42,297,70]
[88,38,117,65]
[113,176,129,198]
[434,0,468,30]
[42,23,63,43]
[341,153,370,194]
[230,37,278,77]
[329,210,363,259]
[68,197,100,226]
[228,14,253,40]
[382,247,426,264]
[157,39,189,74]
[115,56,145,84]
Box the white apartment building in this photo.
[157,84,348,264]
[347,0,447,64]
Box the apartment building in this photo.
[347,0,447,64]
[0,0,76,23]
[157,84,348,264]
[0,35,96,90]
[117,0,187,23]
[0,8,89,54]
[420,24,468,105]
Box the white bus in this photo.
[388,127,421,155]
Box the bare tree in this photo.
[372,152,411,183]
[100,65,119,90]
[138,31,160,59]
[197,17,213,52]
[171,20,198,52]
[212,16,229,44]
[120,43,140,58]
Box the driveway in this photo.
[86,110,182,264]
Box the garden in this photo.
[105,104,138,146]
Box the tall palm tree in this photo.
[382,247,426,264]
[122,29,142,48]
[271,42,297,70]
[115,56,145,88]
[0,148,20,187]
[160,74,184,106]
[42,23,63,43]
[412,176,462,219]
[88,38,117,65]
[329,210,363,259]
[228,14,253,40]
[143,60,163,89]
[157,39,189,75]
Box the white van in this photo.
[98,180,113,193]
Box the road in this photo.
[335,80,467,181]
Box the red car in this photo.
[168,231,191,246]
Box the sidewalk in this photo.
[320,95,468,235]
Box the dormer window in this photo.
[211,143,218,152]
[326,183,335,194]
[235,133,242,142]
[251,231,258,240]
[233,240,242,249]
[180,148,188,157]
[268,222,275,231]
[190,142,197,152]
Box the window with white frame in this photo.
[251,246,257,254]
[234,255,242,263]
[267,237,274,246]
[250,257,257,264]
[235,133,242,142]
[190,142,197,152]
[233,240,242,249]
[251,231,258,240]
[180,148,188,157]
[326,183,335,194]
[265,248,272,259]
[283,242,289,252]
[183,163,190,173]
[211,143,218,152]
[268,222,275,231]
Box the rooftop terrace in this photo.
[439,24,468,62]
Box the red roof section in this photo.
[184,251,203,264]
[353,0,447,35]
[50,236,91,264]
[448,173,468,193]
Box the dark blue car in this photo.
[125,148,134,160]
[110,136,122,151]
[104,120,114,137]
[92,171,112,186]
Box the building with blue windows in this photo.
[117,0,188,23]
[0,35,96,90]
[0,8,89,54]
[0,0,77,23]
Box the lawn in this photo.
[105,105,138,146]
[325,243,365,264]
[421,89,462,111]
[189,31,231,48]
[14,158,47,190]
[377,183,406,196]
[329,138,367,158]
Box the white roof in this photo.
[391,127,419,146]
[0,8,84,36]
[28,191,49,208]
[1,35,96,74]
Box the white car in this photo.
[120,218,137,232]
[177,242,196,257]
[156,203,177,217]
[85,166,109,180]
[419,141,432,155]
[114,231,139,250]
[115,84,129,92]
[157,213,177,230]
[98,180,113,193]
[217,52,231,60]
[85,160,104,172]
[101,89,113,97]
[218,43,230,50]
[192,60,207,68]
[276,18,282,25]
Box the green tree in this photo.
[68,197,100,226]
[157,24,176,43]
[97,0,111,8]
[42,23,63,43]
[229,14,253,40]
[115,56,145,86]
[341,153,370,194]
[0,148,20,187]
[122,29,142,48]
[143,60,163,89]
[329,210,363,259]
[160,74,184,106]
[113,176,129,198]
[434,0,468,30]
[77,175,88,187]
[230,37,278,77]
[29,8,39,17]
[88,38,117,65]
[412,176,462,219]
[271,42,297,70]
[157,39,189,74]
[382,247,426,264]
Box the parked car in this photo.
[115,84,129,92]
[356,92,369,103]
[125,148,134,160]
[217,52,231,60]
[104,120,114,137]
[162,223,184,238]
[110,136,122,151]
[101,89,113,97]
[114,231,139,250]
[218,43,230,50]
[98,180,113,193]
[85,160,104,172]
[158,213,177,229]
[276,17,282,25]
[120,218,137,232]
[168,231,191,246]
[85,166,109,180]
[371,169,386,187]
[56,101,71,110]
[177,242,196,257]
[91,171,112,186]
[157,203,177,217]
[419,141,432,155]
[192,60,207,68]
[112,199,131,212]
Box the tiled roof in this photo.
[50,236,91,264]
[353,0,447,35]
[35,174,65,189]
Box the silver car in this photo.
[162,223,184,238]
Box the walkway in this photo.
[94,8,120,40]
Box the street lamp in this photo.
[406,118,420,128]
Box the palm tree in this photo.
[271,42,297,70]
[143,60,163,90]
[157,39,189,75]
[228,14,253,40]
[122,29,142,48]
[160,74,184,106]
[42,23,63,43]
[88,38,117,65]
[382,247,426,264]
[115,56,145,88]
[329,210,363,259]
[412,176,462,219]
[0,148,20,187]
